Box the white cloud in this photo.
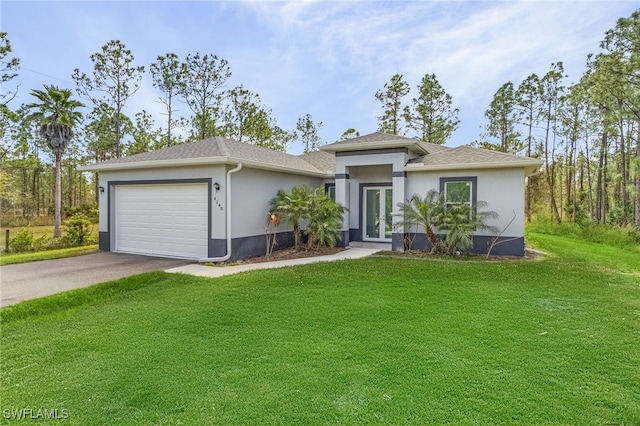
[4,0,638,150]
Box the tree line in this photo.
[0,36,324,225]
[0,9,638,230]
[373,11,640,229]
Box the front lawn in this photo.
[0,245,99,266]
[1,234,638,424]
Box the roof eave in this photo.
[79,156,333,177]
[237,159,333,178]
[79,156,229,172]
[321,140,428,155]
[405,160,543,175]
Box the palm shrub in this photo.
[305,187,346,250]
[394,189,443,252]
[436,200,500,255]
[271,184,346,251]
[270,184,314,249]
[396,191,500,255]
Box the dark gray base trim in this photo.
[337,231,349,247]
[349,228,362,242]
[475,236,525,256]
[208,238,227,258]
[209,231,297,262]
[402,234,525,256]
[99,231,110,251]
[391,233,405,252]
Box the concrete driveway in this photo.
[0,252,191,307]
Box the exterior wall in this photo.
[224,167,324,260]
[405,168,526,236]
[98,165,326,260]
[98,165,226,233]
[96,156,528,259]
[334,150,409,250]
[404,167,527,255]
[97,165,227,256]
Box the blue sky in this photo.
[2,1,638,154]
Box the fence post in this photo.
[5,229,9,252]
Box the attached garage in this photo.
[113,182,209,259]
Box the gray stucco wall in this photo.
[97,164,327,259]
[97,165,227,238]
[230,167,324,238]
[405,168,526,237]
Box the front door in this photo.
[364,187,393,241]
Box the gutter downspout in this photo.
[198,163,243,263]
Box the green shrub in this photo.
[305,187,346,249]
[63,204,98,222]
[271,184,346,250]
[8,226,35,253]
[33,233,53,251]
[62,213,94,246]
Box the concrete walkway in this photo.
[166,247,381,278]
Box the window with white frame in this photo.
[440,177,477,211]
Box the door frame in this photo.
[361,183,393,242]
[107,178,213,257]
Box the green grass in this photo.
[527,220,640,248]
[0,245,98,266]
[0,225,56,249]
[1,234,638,424]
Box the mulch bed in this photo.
[222,246,538,266]
[235,246,346,265]
[376,249,539,261]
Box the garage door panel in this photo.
[114,183,209,259]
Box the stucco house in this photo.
[82,132,542,261]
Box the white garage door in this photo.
[115,183,209,259]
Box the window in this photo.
[440,177,477,210]
[325,184,336,200]
[445,181,471,208]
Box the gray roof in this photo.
[82,132,542,176]
[299,150,336,173]
[322,131,541,174]
[82,137,334,176]
[419,145,542,166]
[321,131,449,155]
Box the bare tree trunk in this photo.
[603,141,609,224]
[636,129,640,229]
[525,113,534,223]
[595,131,605,223]
[585,129,594,222]
[619,118,628,224]
[54,152,62,238]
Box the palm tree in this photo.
[27,85,84,237]
[270,184,314,249]
[394,189,443,252]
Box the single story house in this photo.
[82,132,542,261]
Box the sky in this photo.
[2,1,638,155]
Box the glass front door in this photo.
[364,187,393,241]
